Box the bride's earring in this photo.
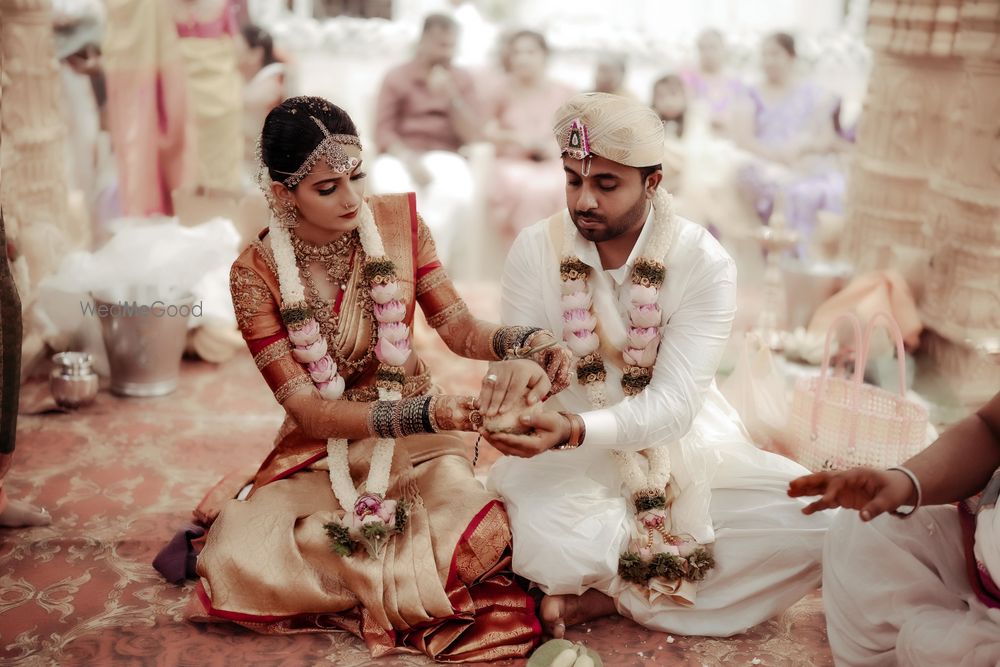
[275,198,299,228]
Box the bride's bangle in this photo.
[887,466,923,519]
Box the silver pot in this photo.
[92,293,194,397]
[50,351,99,409]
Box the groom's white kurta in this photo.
[487,209,831,636]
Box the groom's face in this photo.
[563,155,652,243]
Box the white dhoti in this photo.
[370,151,473,269]
[824,506,1000,666]
[488,388,831,637]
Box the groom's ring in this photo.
[485,374,499,384]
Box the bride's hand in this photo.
[524,331,572,397]
[433,395,482,432]
[479,359,551,418]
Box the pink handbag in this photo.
[790,312,929,471]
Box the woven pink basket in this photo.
[790,312,929,471]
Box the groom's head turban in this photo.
[552,92,665,169]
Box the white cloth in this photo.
[369,151,473,269]
[824,507,1000,666]
[487,209,830,635]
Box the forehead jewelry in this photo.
[272,116,363,188]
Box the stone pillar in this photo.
[0,0,85,377]
[844,0,1000,406]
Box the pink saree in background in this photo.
[103,0,191,217]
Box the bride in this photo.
[192,96,570,662]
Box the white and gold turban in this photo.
[553,92,665,171]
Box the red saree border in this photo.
[446,500,542,637]
[959,502,1000,610]
[447,499,502,588]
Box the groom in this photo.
[480,93,830,637]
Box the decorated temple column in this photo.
[0,0,87,377]
[845,0,1000,406]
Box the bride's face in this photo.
[274,145,367,235]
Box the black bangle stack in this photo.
[370,400,395,438]
[369,396,438,439]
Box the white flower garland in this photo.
[560,187,676,495]
[559,188,716,587]
[270,202,408,557]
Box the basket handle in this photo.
[810,312,865,442]
[858,311,909,398]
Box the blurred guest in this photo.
[103,0,190,216]
[680,29,744,137]
[486,30,574,244]
[174,0,244,194]
[732,32,845,257]
[238,23,285,184]
[370,13,482,267]
[593,54,633,99]
[651,73,688,194]
[52,0,108,226]
[651,74,748,239]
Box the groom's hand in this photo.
[479,360,552,417]
[480,412,570,458]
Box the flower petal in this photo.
[565,329,600,356]
[292,337,328,363]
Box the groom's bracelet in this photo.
[554,412,585,450]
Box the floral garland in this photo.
[270,202,411,559]
[559,187,715,588]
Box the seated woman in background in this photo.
[485,29,575,245]
[190,96,571,662]
[652,73,748,242]
[732,32,847,258]
[680,28,745,137]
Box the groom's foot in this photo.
[540,590,617,638]
[0,499,51,527]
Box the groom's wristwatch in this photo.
[554,412,585,450]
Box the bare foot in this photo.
[0,499,51,527]
[540,589,617,638]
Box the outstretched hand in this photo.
[480,412,569,458]
[788,468,917,521]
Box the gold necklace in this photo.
[290,230,377,378]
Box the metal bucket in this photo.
[92,291,195,397]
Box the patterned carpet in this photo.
[0,284,832,666]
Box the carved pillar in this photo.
[845,0,1000,406]
[0,0,84,376]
